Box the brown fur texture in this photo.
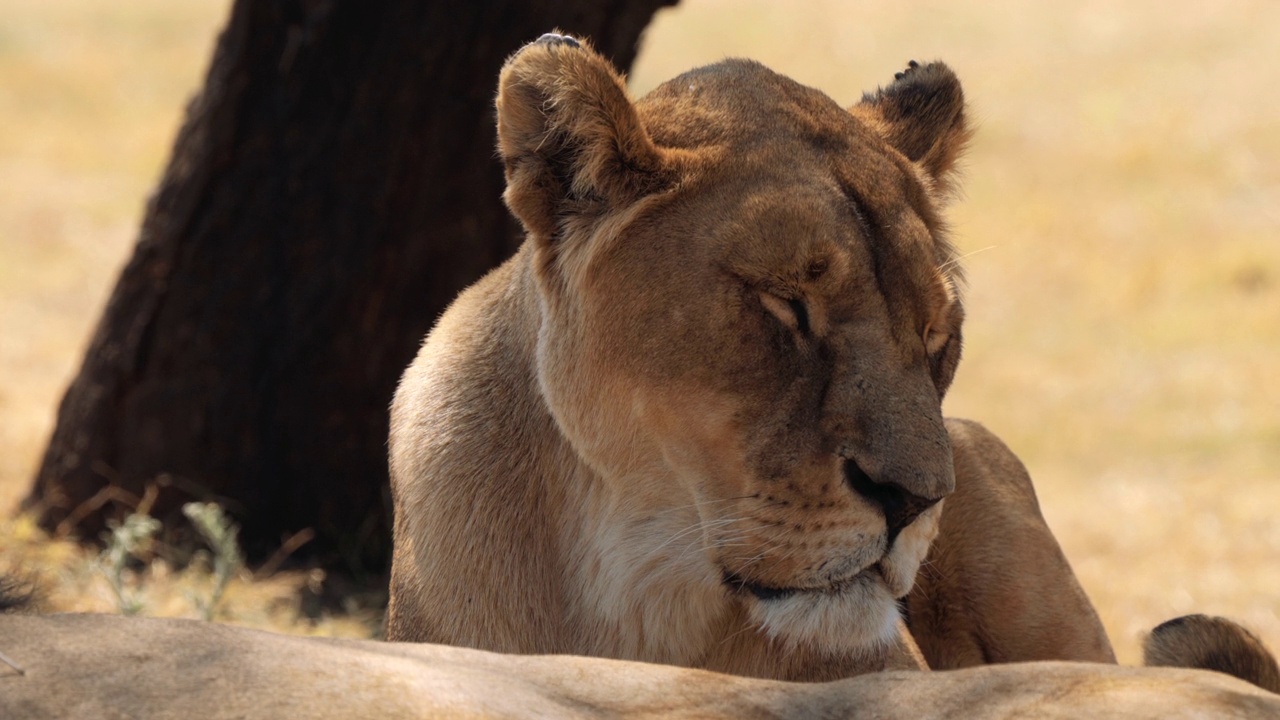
[387,34,1108,680]
[3,613,1279,719]
[1145,614,1280,694]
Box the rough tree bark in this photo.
[26,0,676,572]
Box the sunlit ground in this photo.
[2,0,1277,664]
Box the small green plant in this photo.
[99,513,161,615]
[183,501,244,621]
[95,502,244,621]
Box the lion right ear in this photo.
[851,61,971,199]
[496,33,673,242]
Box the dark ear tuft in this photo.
[853,61,970,196]
[496,33,671,242]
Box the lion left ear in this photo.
[851,61,970,197]
[496,33,672,244]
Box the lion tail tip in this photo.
[1144,613,1280,694]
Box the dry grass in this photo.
[0,0,228,512]
[2,0,1277,663]
[0,0,375,638]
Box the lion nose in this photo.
[843,458,942,543]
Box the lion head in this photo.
[497,35,966,654]
[389,34,971,674]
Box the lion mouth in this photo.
[723,565,883,602]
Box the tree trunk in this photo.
[26,0,675,573]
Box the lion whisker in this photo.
[649,495,756,518]
[672,530,754,564]
[648,517,746,559]
[938,245,996,275]
[714,620,758,651]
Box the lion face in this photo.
[498,37,968,656]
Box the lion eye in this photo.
[923,325,949,354]
[760,292,810,335]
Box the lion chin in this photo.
[739,571,900,656]
[729,501,941,656]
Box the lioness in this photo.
[388,34,1111,679]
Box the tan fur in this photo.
[387,34,1109,680]
[907,419,1116,667]
[3,613,1279,719]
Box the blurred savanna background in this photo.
[1,0,1276,663]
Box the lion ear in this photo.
[851,61,970,197]
[496,33,672,242]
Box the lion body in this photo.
[2,613,1278,719]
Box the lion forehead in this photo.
[637,59,863,152]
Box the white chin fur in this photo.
[747,576,899,656]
